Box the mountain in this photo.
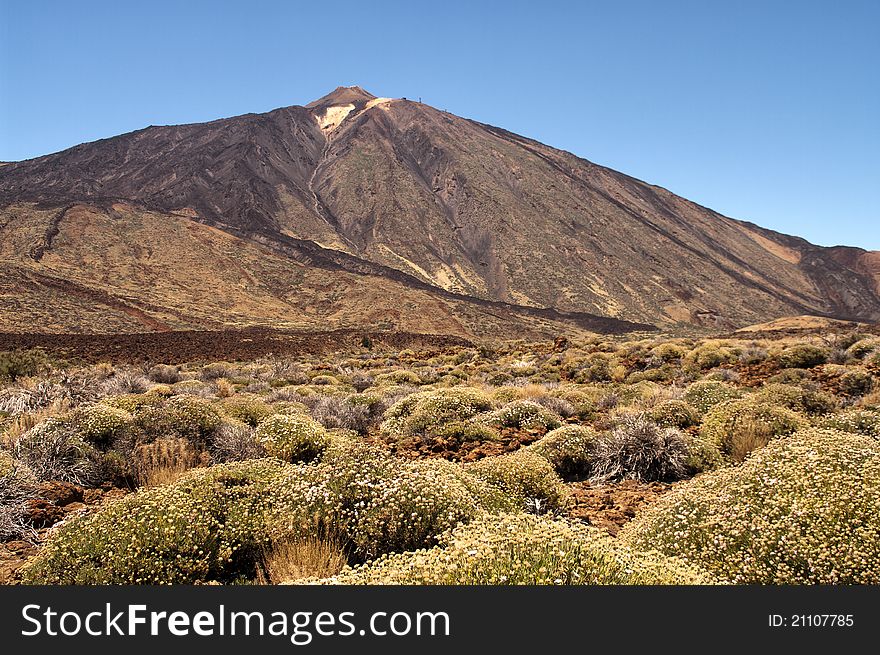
[1,85,877,336]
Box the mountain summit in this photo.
[306,85,377,109]
[0,86,877,335]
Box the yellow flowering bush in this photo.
[817,409,880,439]
[700,398,806,458]
[530,425,600,479]
[620,429,880,584]
[165,396,222,441]
[22,459,288,584]
[773,344,829,369]
[381,387,494,437]
[682,380,743,414]
[254,413,330,463]
[219,395,273,427]
[320,514,713,585]
[752,383,835,415]
[648,399,699,428]
[464,449,566,512]
[24,442,513,583]
[73,404,132,446]
[482,400,562,432]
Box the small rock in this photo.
[38,481,84,507]
[25,499,66,528]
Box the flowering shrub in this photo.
[24,443,513,583]
[682,381,743,414]
[589,414,689,482]
[374,370,421,386]
[434,420,499,442]
[254,414,330,463]
[22,459,288,584]
[219,395,273,427]
[684,343,736,371]
[773,344,829,369]
[620,429,880,584]
[683,434,724,474]
[103,393,163,413]
[700,398,806,459]
[817,410,880,439]
[530,425,600,479]
[648,399,699,428]
[464,449,566,512]
[321,514,712,585]
[166,396,222,443]
[752,383,835,415]
[381,387,494,437]
[482,400,562,432]
[73,404,132,446]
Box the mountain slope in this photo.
[1,85,877,334]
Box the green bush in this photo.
[434,420,499,443]
[683,434,724,474]
[482,400,562,432]
[682,381,743,415]
[700,399,806,459]
[845,338,880,361]
[23,443,510,584]
[323,513,713,585]
[0,348,54,381]
[817,410,880,439]
[374,370,421,386]
[684,344,736,371]
[73,404,132,446]
[381,388,494,437]
[464,449,566,512]
[220,395,273,427]
[648,399,699,429]
[166,396,222,443]
[752,383,835,415]
[254,413,330,463]
[774,344,828,369]
[621,429,880,584]
[530,425,600,479]
[838,369,874,397]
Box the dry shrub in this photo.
[258,537,347,584]
[589,414,689,483]
[215,378,235,398]
[1,401,70,446]
[210,421,264,462]
[132,437,204,487]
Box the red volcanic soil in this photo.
[0,329,472,364]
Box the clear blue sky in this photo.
[1,0,877,249]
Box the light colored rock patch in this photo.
[317,104,355,132]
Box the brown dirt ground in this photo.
[0,329,472,365]
[564,479,673,535]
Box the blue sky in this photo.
[1,0,877,249]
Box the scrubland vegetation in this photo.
[1,327,879,585]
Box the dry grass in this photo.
[727,420,774,463]
[215,378,235,398]
[132,437,203,487]
[257,537,347,584]
[1,400,70,447]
